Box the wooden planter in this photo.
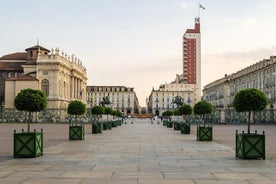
[103,122,107,130]
[14,129,43,158]
[117,120,122,126]
[166,121,173,128]
[180,123,190,134]
[236,130,265,160]
[69,125,84,140]
[112,121,118,127]
[197,125,212,141]
[173,122,181,130]
[92,122,103,134]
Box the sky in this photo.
[1,0,276,107]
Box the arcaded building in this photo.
[203,56,276,109]
[86,86,140,116]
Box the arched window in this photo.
[41,79,49,97]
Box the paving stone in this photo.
[61,171,113,179]
[138,179,194,184]
[22,178,82,184]
[0,122,276,183]
[212,172,270,180]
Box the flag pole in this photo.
[198,3,200,18]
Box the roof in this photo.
[25,45,50,52]
[0,52,27,60]
[0,62,24,71]
[6,74,38,81]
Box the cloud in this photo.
[202,45,276,87]
[240,18,257,27]
[180,2,188,10]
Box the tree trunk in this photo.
[248,111,251,134]
[28,112,31,132]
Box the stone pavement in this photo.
[1,120,276,184]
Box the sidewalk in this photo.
[1,121,276,184]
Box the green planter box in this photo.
[112,121,118,127]
[92,122,103,134]
[197,125,212,141]
[14,130,43,158]
[236,130,265,160]
[163,120,168,126]
[173,122,181,130]
[166,121,173,128]
[180,123,190,134]
[69,125,84,140]
[103,122,107,130]
[117,120,122,126]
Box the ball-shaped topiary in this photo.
[233,88,268,133]
[193,100,213,126]
[67,100,86,125]
[179,104,192,117]
[67,100,86,116]
[91,105,104,121]
[14,88,47,132]
[162,110,173,117]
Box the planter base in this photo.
[197,125,212,141]
[14,130,43,158]
[92,122,103,134]
[69,125,84,140]
[236,130,265,160]
[181,123,190,134]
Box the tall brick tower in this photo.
[182,18,201,86]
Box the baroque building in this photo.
[1,44,87,111]
[86,86,140,116]
[203,56,276,109]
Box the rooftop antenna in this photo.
[37,38,39,46]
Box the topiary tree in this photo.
[233,88,268,134]
[162,110,173,117]
[115,110,122,117]
[104,107,113,121]
[91,105,104,121]
[173,109,181,116]
[179,104,193,119]
[14,88,47,132]
[67,100,86,125]
[193,100,213,126]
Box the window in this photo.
[43,71,48,75]
[41,79,49,97]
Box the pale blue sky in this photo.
[1,0,276,106]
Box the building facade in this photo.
[203,56,276,109]
[1,44,87,111]
[183,18,201,86]
[147,75,199,116]
[86,86,140,116]
[147,18,202,115]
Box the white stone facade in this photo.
[86,86,140,116]
[203,56,276,109]
[147,75,200,116]
[4,45,87,110]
